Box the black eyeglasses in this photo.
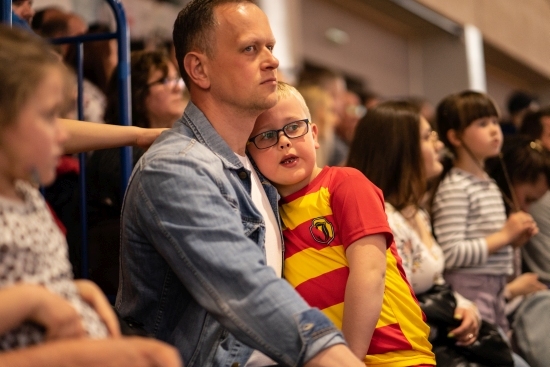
[248,119,310,149]
[147,76,184,89]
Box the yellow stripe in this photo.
[284,245,347,287]
[372,249,434,364]
[322,302,344,329]
[365,350,435,366]
[280,187,332,230]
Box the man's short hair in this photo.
[173,0,255,87]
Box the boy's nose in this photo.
[278,131,291,149]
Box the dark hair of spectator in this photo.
[347,100,425,211]
[507,90,538,115]
[520,106,550,141]
[487,136,550,213]
[104,50,171,128]
[65,23,113,93]
[436,90,500,155]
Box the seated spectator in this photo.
[486,136,550,367]
[0,24,181,367]
[501,91,539,135]
[331,90,365,166]
[65,22,116,123]
[11,0,34,30]
[348,100,532,367]
[87,50,187,295]
[347,101,481,347]
[0,284,181,367]
[297,84,338,167]
[117,1,365,365]
[248,84,436,365]
[517,107,550,285]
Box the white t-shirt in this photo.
[237,154,282,366]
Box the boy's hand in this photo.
[74,280,121,337]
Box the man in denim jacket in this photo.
[116,1,364,366]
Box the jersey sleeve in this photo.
[330,168,393,250]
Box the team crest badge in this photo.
[309,217,335,245]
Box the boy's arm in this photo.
[342,234,387,359]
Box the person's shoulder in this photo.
[329,166,379,189]
[141,122,219,167]
[328,166,366,181]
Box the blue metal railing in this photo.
[0,1,10,25]
[1,0,132,280]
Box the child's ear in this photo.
[184,51,210,89]
[447,129,461,147]
[310,123,320,149]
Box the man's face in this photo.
[13,0,34,24]
[206,3,279,115]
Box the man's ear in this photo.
[311,123,320,149]
[184,51,210,89]
[447,129,461,147]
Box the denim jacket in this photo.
[116,102,344,367]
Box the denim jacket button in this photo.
[238,171,248,180]
[302,323,314,331]
[231,363,240,367]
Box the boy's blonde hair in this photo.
[0,25,70,129]
[276,81,311,121]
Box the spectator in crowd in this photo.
[65,22,116,123]
[11,0,34,30]
[500,90,539,135]
[518,107,550,285]
[87,50,187,295]
[330,90,365,166]
[347,100,481,355]
[116,0,362,366]
[247,82,436,365]
[0,24,181,367]
[486,136,550,367]
[116,0,365,366]
[431,90,537,334]
[297,84,338,167]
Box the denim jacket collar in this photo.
[181,101,244,171]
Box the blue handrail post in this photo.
[1,0,12,25]
[106,0,133,192]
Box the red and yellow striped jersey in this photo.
[281,167,435,366]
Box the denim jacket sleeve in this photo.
[122,132,344,366]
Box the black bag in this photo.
[417,284,514,367]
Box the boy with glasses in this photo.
[247,82,436,366]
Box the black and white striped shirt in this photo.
[432,168,513,276]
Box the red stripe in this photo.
[368,323,413,355]
[295,267,349,310]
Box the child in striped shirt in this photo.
[431,90,538,333]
